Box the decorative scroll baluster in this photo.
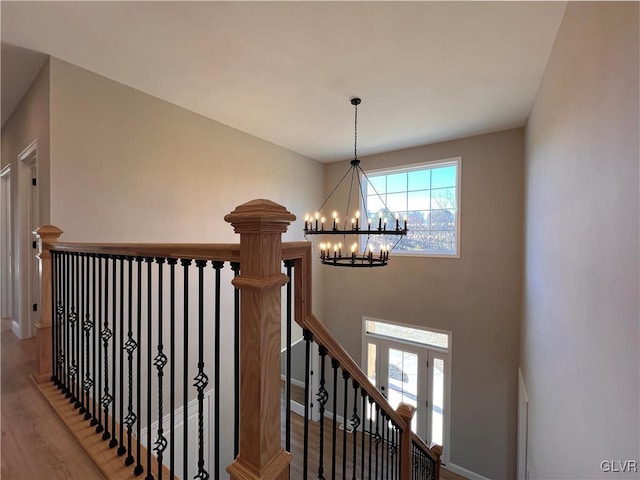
[134,256,144,476]
[180,258,191,480]
[153,257,168,480]
[78,253,85,412]
[62,253,71,398]
[110,255,118,449]
[316,346,328,480]
[303,329,313,480]
[194,259,209,480]
[331,358,339,480]
[342,370,350,476]
[231,261,240,460]
[82,254,94,420]
[123,256,136,467]
[71,252,80,407]
[101,255,113,441]
[167,257,177,479]
[96,255,104,434]
[144,256,154,480]
[350,381,360,480]
[117,256,126,455]
[53,251,63,387]
[90,254,98,427]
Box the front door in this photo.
[365,335,449,452]
[366,338,428,439]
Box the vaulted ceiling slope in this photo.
[1,1,566,162]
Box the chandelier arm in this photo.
[316,165,355,213]
[357,165,395,218]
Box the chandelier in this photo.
[304,98,407,267]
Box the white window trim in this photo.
[363,156,462,259]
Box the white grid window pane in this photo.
[386,172,407,193]
[364,160,459,256]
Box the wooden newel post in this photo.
[396,402,416,480]
[34,225,63,383]
[225,199,295,480]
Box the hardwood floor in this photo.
[1,318,105,479]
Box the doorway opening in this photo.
[362,317,451,465]
[17,140,39,338]
[0,165,12,322]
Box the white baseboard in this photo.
[447,462,491,480]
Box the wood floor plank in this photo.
[1,318,105,480]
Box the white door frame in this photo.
[16,140,39,339]
[362,317,451,466]
[0,164,12,321]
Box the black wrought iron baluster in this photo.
[117,256,126,455]
[82,254,94,420]
[230,261,240,459]
[180,258,192,480]
[374,406,381,479]
[53,251,62,387]
[51,250,57,384]
[153,257,168,480]
[134,256,144,477]
[330,358,339,480]
[284,259,294,455]
[194,259,209,480]
[110,255,118,448]
[316,346,328,480]
[342,370,350,476]
[64,252,70,397]
[368,398,373,480]
[361,390,366,477]
[303,329,313,480]
[96,255,104,434]
[71,253,80,407]
[390,425,396,480]
[381,412,386,479]
[384,417,391,480]
[123,256,136,467]
[350,381,360,480]
[68,253,77,403]
[78,254,85,412]
[91,254,98,427]
[78,253,85,413]
[213,260,224,478]
[101,254,113,441]
[167,258,177,479]
[144,256,154,480]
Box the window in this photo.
[364,157,461,256]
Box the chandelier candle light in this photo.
[304,98,408,267]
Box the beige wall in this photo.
[522,2,639,478]
[322,128,524,479]
[1,60,50,338]
[48,57,325,316]
[1,59,50,222]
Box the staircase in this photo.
[31,199,442,480]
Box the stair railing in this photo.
[34,199,440,480]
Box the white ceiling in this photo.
[1,1,566,163]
